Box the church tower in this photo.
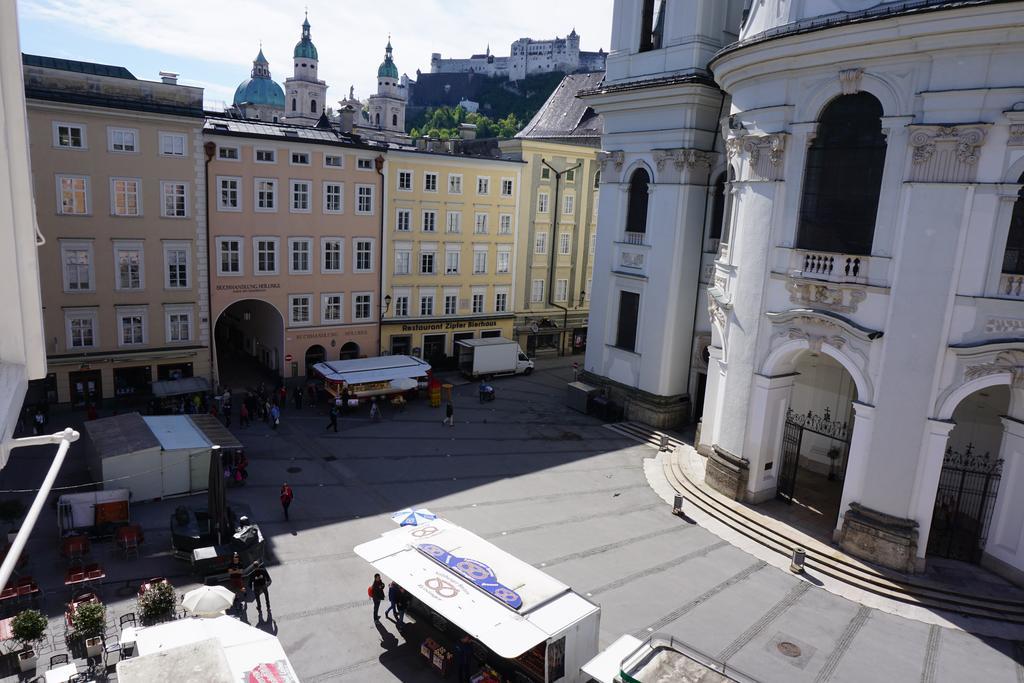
[367,38,407,138]
[283,13,327,126]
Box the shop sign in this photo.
[399,319,501,332]
[294,329,369,340]
[215,283,281,292]
[352,381,391,392]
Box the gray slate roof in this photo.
[515,72,604,143]
[84,412,160,460]
[22,54,136,80]
[203,117,373,149]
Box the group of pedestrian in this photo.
[227,552,273,615]
[369,573,409,625]
[238,384,284,430]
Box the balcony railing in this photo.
[999,273,1024,299]
[790,249,869,284]
[623,231,647,246]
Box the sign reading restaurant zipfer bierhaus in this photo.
[399,319,502,332]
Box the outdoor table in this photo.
[44,663,79,683]
[61,535,90,560]
[120,625,139,657]
[65,564,104,595]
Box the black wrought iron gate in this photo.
[776,407,850,504]
[927,444,1002,563]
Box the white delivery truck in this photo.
[457,337,534,379]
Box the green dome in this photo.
[378,39,398,79]
[294,16,318,60]
[233,77,285,108]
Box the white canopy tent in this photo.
[313,355,430,399]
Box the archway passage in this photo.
[339,341,360,360]
[214,299,284,390]
[305,344,326,376]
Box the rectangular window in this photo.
[290,180,311,212]
[474,213,488,234]
[499,214,512,235]
[538,192,549,213]
[58,175,89,215]
[501,178,513,196]
[167,308,192,342]
[161,182,187,217]
[396,209,411,231]
[255,178,277,211]
[559,233,571,255]
[445,294,458,316]
[356,185,374,214]
[394,295,409,317]
[324,154,343,168]
[473,250,487,275]
[354,240,373,272]
[118,310,146,345]
[422,210,437,232]
[357,158,373,170]
[448,174,463,194]
[541,167,551,180]
[555,279,568,302]
[395,250,411,275]
[323,294,343,322]
[291,151,310,165]
[497,249,510,274]
[472,293,484,314]
[446,211,461,234]
[324,182,343,213]
[445,250,460,275]
[218,177,240,211]
[255,238,278,274]
[565,169,576,182]
[421,251,436,275]
[61,241,93,292]
[54,122,85,149]
[531,279,544,303]
[535,232,547,254]
[114,242,144,290]
[108,127,137,153]
[586,278,592,300]
[111,178,140,216]
[164,243,189,289]
[563,194,575,215]
[616,291,641,351]
[159,132,186,156]
[477,177,490,195]
[420,294,434,316]
[290,295,312,325]
[256,149,276,163]
[322,238,343,272]
[67,312,96,349]
[495,291,508,312]
[289,238,312,274]
[354,293,372,320]
[590,234,596,255]
[398,170,413,191]
[424,172,438,192]
[218,238,242,275]
[217,146,239,160]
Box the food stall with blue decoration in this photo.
[354,518,600,683]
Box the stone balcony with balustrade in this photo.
[613,231,650,278]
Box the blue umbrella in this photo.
[392,508,437,526]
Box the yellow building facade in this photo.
[380,150,524,366]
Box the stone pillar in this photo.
[697,346,725,456]
[983,416,1024,579]
[741,373,796,503]
[834,402,878,540]
[905,418,955,568]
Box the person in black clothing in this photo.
[294,385,303,410]
[326,404,339,432]
[395,586,410,626]
[384,581,399,620]
[370,574,385,621]
[455,636,474,683]
[250,566,272,612]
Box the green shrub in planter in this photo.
[138,581,176,623]
[11,609,47,649]
[71,602,106,641]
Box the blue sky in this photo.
[17,0,613,111]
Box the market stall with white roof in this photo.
[312,355,431,401]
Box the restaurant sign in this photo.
[399,319,501,332]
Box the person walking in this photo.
[280,483,293,521]
[33,408,45,435]
[395,586,410,626]
[369,398,381,422]
[278,385,287,412]
[326,403,339,433]
[263,397,271,423]
[270,403,281,430]
[443,401,454,427]
[239,402,249,428]
[294,386,303,410]
[250,565,272,612]
[384,581,399,620]
[370,574,386,621]
[223,400,232,428]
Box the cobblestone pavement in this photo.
[3,358,1023,681]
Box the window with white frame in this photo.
[322,238,342,273]
[255,178,277,211]
[474,213,488,234]
[254,238,279,274]
[393,294,409,317]
[501,178,513,196]
[108,127,137,153]
[535,232,547,254]
[218,237,242,275]
[289,238,312,273]
[424,172,438,192]
[290,180,311,212]
[159,132,186,156]
[559,232,571,255]
[445,248,460,275]
[499,214,512,235]
[290,294,312,325]
[161,182,187,217]
[396,209,411,232]
[353,293,372,320]
[356,185,374,214]
[322,293,343,322]
[357,158,373,170]
[164,242,190,289]
[111,178,141,216]
[57,175,89,215]
[473,248,487,275]
[537,192,550,213]
[444,292,458,315]
[555,279,568,302]
[218,177,241,211]
[497,248,511,274]
[565,169,576,182]
[398,170,413,191]
[323,182,343,213]
[448,174,463,194]
[563,194,575,215]
[495,289,508,312]
[422,210,437,232]
[255,148,276,163]
[472,292,484,314]
[291,151,310,165]
[420,293,435,316]
[324,153,343,168]
[166,306,192,342]
[477,177,490,195]
[354,240,373,272]
[65,309,97,349]
[395,249,411,275]
[61,242,93,292]
[54,122,86,149]
[114,241,144,290]
[217,145,239,160]
[421,250,436,275]
[117,308,146,346]
[446,211,461,234]
[541,167,551,180]
[531,279,544,303]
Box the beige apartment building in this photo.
[24,56,211,407]
[204,118,382,383]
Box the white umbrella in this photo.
[182,585,236,617]
[391,508,437,526]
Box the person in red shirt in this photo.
[279,483,294,521]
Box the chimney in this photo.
[338,105,355,134]
[458,123,478,141]
[159,71,178,85]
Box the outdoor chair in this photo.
[103,634,121,664]
[119,612,136,630]
[49,653,69,668]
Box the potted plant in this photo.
[138,580,176,624]
[71,601,106,658]
[11,608,47,673]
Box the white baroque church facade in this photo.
[584,0,1024,579]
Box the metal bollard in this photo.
[660,434,670,451]
[790,547,806,574]
[672,493,684,516]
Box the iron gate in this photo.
[927,444,1002,563]
[776,407,850,504]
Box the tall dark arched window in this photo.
[375,113,381,126]
[796,93,887,255]
[626,168,650,234]
[392,114,398,127]
[311,99,317,113]
[291,98,297,112]
[1003,178,1024,274]
[709,173,726,242]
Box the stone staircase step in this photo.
[603,421,686,450]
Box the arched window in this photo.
[311,99,317,113]
[1002,177,1024,274]
[594,170,601,189]
[291,98,297,112]
[639,0,666,52]
[392,114,398,127]
[375,113,381,126]
[796,93,887,255]
[709,172,726,242]
[720,167,735,246]
[625,168,650,234]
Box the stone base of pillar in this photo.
[706,445,749,501]
[839,502,919,573]
[578,371,690,428]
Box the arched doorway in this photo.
[214,299,284,389]
[339,341,360,360]
[305,345,326,376]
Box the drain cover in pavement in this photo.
[777,642,801,658]
[286,466,302,474]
